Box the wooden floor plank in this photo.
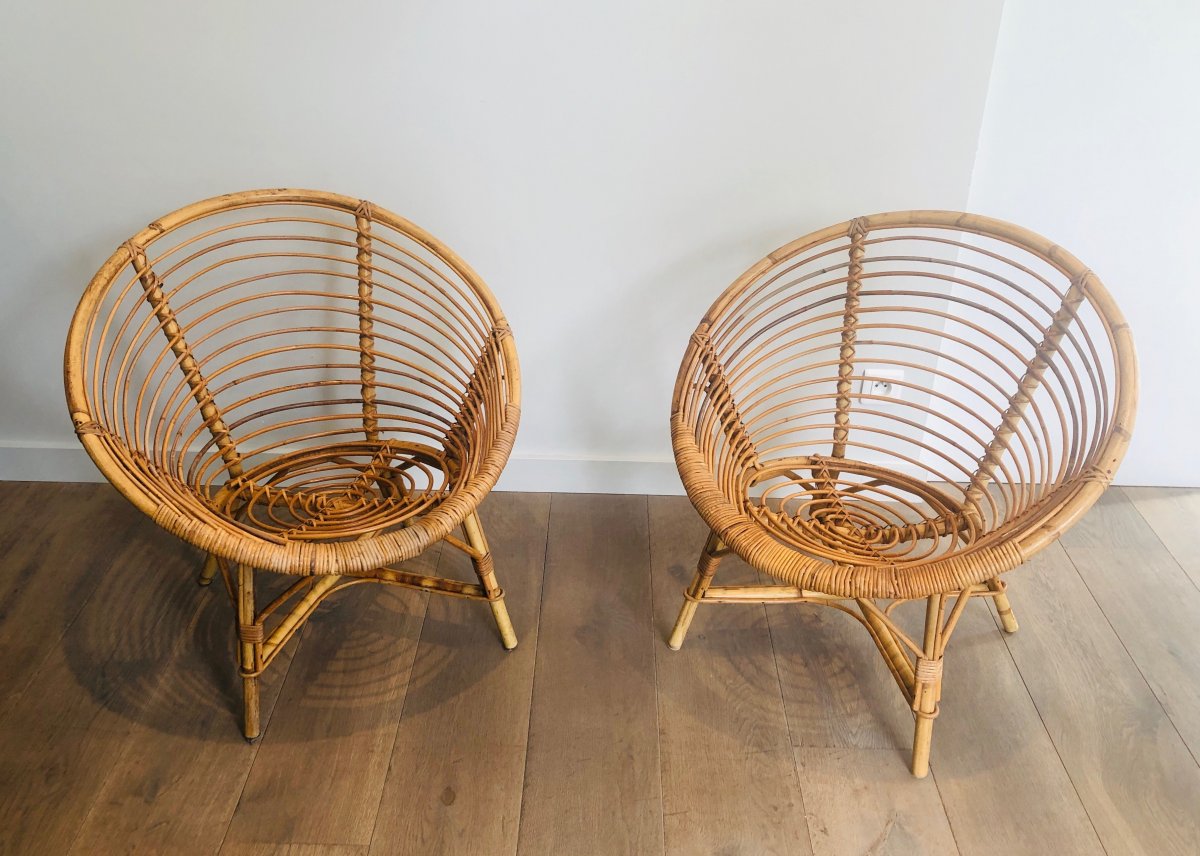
[0,483,140,705]
[0,482,56,585]
[650,496,812,855]
[1059,490,1200,760]
[367,493,551,856]
[0,514,213,853]
[797,748,958,856]
[65,571,299,856]
[929,597,1103,856]
[516,494,663,856]
[1014,543,1200,853]
[763,562,966,853]
[221,550,437,850]
[766,597,914,751]
[7,485,1200,854]
[1122,487,1200,590]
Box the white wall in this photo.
[0,0,1029,492]
[966,0,1200,486]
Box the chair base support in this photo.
[668,532,1019,778]
[207,510,515,739]
[198,553,219,586]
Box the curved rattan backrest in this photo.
[65,189,520,574]
[672,211,1136,597]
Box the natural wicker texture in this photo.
[64,188,521,737]
[667,210,1136,775]
[671,210,1135,600]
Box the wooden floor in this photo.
[1,483,1199,855]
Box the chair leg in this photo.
[668,531,724,650]
[236,563,261,741]
[911,594,944,778]
[198,552,219,586]
[911,698,937,778]
[987,577,1019,633]
[462,511,518,650]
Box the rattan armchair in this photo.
[668,211,1136,776]
[65,189,520,739]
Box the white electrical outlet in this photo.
[858,369,905,401]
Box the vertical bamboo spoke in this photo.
[832,217,868,460]
[355,199,379,442]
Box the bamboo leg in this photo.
[911,594,944,778]
[668,531,724,650]
[987,577,1019,633]
[198,552,219,586]
[237,563,261,741]
[858,600,917,690]
[462,511,517,650]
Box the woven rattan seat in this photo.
[65,189,520,738]
[743,456,972,565]
[667,210,1136,776]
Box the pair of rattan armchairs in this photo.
[65,189,1135,777]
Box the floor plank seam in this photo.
[214,602,310,856]
[513,493,553,856]
[760,597,818,854]
[1120,488,1200,597]
[1054,540,1200,773]
[61,579,216,855]
[925,769,964,856]
[989,587,1112,855]
[3,513,143,710]
[645,496,669,856]
[363,581,436,854]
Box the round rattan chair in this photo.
[65,188,520,738]
[667,210,1136,776]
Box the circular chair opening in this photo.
[746,456,970,565]
[672,211,1135,598]
[66,189,520,572]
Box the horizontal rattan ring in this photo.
[671,210,1136,600]
[65,188,521,576]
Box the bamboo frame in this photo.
[65,189,521,738]
[668,210,1136,775]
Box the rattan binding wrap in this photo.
[65,189,520,576]
[671,210,1136,600]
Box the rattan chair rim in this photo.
[670,209,1137,600]
[65,188,521,576]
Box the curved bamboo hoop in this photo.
[65,188,521,577]
[671,210,1136,600]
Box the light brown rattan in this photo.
[667,210,1136,775]
[64,188,521,738]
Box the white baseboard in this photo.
[0,442,688,496]
[0,442,107,483]
[0,442,1180,492]
[494,454,684,495]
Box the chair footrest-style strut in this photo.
[211,511,517,739]
[669,542,1019,778]
[686,580,1010,606]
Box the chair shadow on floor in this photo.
[654,545,1019,772]
[62,519,502,742]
